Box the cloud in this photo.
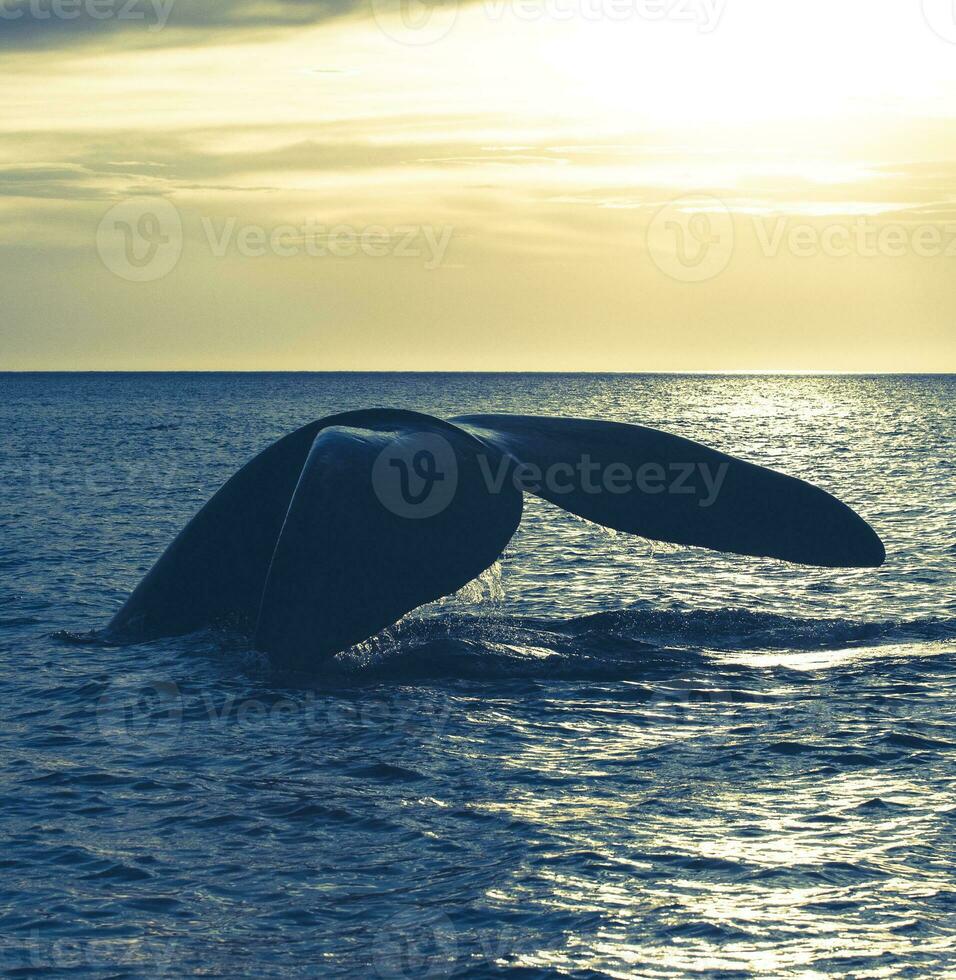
[0,0,359,49]
[0,162,136,198]
[0,118,597,201]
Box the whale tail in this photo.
[452,414,885,569]
[105,410,884,666]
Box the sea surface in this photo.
[1,372,955,978]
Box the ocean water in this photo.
[1,372,955,978]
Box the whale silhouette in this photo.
[105,410,885,667]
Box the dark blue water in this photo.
[2,373,955,977]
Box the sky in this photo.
[1,0,955,371]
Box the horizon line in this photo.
[2,369,955,377]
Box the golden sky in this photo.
[1,0,955,370]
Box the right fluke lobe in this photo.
[453,414,886,569]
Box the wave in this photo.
[326,606,956,682]
[545,606,956,651]
[54,606,956,684]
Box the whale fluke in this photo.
[452,414,886,569]
[105,409,884,667]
